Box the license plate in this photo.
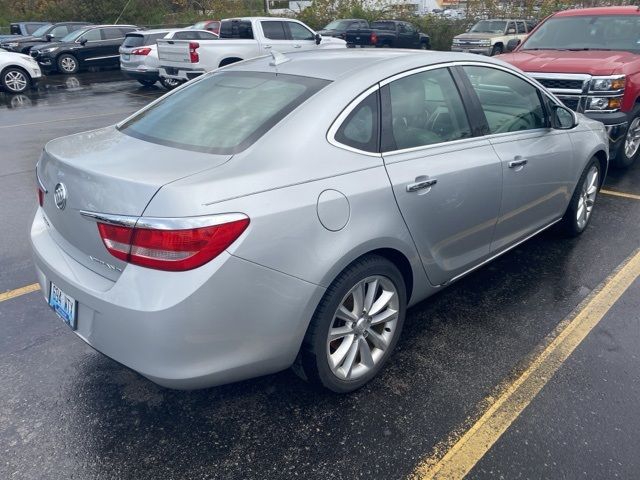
[122,54,130,61]
[166,67,178,75]
[49,282,77,330]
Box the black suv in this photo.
[30,24,137,74]
[0,22,91,54]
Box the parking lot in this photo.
[1,70,640,479]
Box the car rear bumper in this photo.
[121,66,160,82]
[31,209,325,389]
[159,66,205,81]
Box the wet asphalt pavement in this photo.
[1,70,640,479]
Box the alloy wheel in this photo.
[4,70,27,92]
[576,164,598,230]
[60,57,77,73]
[624,117,640,159]
[326,275,399,381]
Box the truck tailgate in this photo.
[157,39,192,65]
[345,29,373,47]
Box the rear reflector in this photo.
[371,33,378,45]
[131,47,151,55]
[97,216,249,271]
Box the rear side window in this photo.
[371,21,395,30]
[335,91,379,153]
[261,21,287,40]
[173,31,201,40]
[26,24,43,34]
[516,21,526,34]
[198,31,218,39]
[219,20,254,39]
[104,27,125,40]
[119,71,330,154]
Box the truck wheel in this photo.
[160,78,181,90]
[490,44,503,56]
[420,41,429,50]
[57,54,79,74]
[296,254,406,393]
[613,105,640,168]
[137,79,157,87]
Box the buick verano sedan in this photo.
[32,50,608,392]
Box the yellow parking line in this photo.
[412,247,640,480]
[601,189,640,201]
[0,283,41,303]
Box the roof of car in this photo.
[554,6,640,16]
[128,28,176,35]
[228,49,506,82]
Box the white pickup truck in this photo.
[158,17,346,82]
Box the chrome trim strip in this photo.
[326,84,382,158]
[36,168,47,193]
[80,211,248,230]
[441,218,562,286]
[85,55,120,61]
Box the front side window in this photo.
[79,29,102,42]
[50,25,70,38]
[470,20,507,34]
[335,91,379,153]
[261,21,287,40]
[382,68,471,151]
[119,71,330,154]
[516,21,526,34]
[463,66,547,134]
[288,22,315,41]
[104,27,124,40]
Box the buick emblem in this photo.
[54,183,67,210]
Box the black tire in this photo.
[612,104,640,168]
[160,77,182,90]
[420,41,429,50]
[558,157,600,237]
[490,44,503,56]
[296,254,407,393]
[1,66,31,94]
[137,78,157,87]
[57,54,79,74]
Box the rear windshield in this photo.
[371,21,395,30]
[119,71,330,154]
[123,32,167,48]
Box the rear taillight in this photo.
[131,47,151,55]
[37,187,44,207]
[189,42,199,63]
[371,33,378,45]
[97,216,249,271]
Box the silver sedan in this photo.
[32,50,608,392]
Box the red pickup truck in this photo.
[499,6,640,167]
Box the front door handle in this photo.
[407,178,437,192]
[508,158,528,168]
[293,44,302,48]
[264,44,272,49]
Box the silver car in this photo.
[32,50,608,393]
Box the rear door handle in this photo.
[407,178,437,192]
[508,158,528,168]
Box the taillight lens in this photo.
[97,217,249,271]
[37,187,44,207]
[189,42,199,63]
[131,47,151,55]
[371,33,378,45]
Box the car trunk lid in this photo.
[38,125,232,280]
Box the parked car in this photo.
[120,28,217,88]
[318,18,369,40]
[499,6,640,167]
[158,17,345,83]
[0,22,50,43]
[0,22,91,54]
[30,24,137,74]
[0,51,42,93]
[33,50,608,392]
[451,18,531,56]
[191,20,221,35]
[345,20,430,49]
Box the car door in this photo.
[75,27,103,64]
[259,20,294,52]
[381,66,503,286]
[101,27,128,65]
[284,21,317,51]
[460,65,575,252]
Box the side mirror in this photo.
[315,33,322,45]
[551,104,577,130]
[45,34,53,41]
[79,38,87,45]
[506,38,521,52]
[507,28,516,34]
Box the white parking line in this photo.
[0,110,136,130]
